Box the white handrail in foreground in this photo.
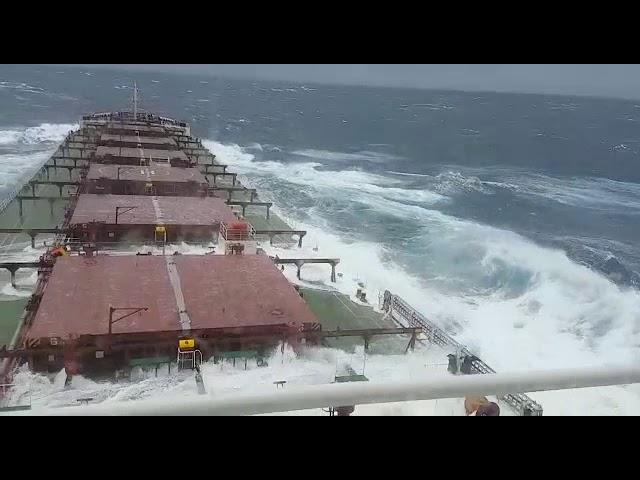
[7,365,640,416]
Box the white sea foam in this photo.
[292,148,405,164]
[198,140,640,414]
[0,123,77,146]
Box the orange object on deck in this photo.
[229,221,249,231]
[225,221,250,241]
[50,246,68,257]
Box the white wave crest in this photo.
[0,81,46,95]
[202,141,444,206]
[433,171,492,194]
[0,123,77,146]
[292,148,405,164]
[200,140,640,414]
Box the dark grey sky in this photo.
[68,64,640,99]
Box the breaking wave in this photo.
[291,148,405,164]
[204,141,640,389]
[432,171,492,195]
[0,123,77,146]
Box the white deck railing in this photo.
[219,222,256,241]
[6,365,640,416]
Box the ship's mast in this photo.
[133,81,138,120]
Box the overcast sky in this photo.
[69,64,640,99]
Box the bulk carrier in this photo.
[0,88,544,415]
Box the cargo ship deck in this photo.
[0,104,418,389]
[0,96,544,416]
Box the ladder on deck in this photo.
[177,348,207,395]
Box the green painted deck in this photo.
[300,288,410,353]
[244,212,291,231]
[245,211,301,247]
[0,299,27,346]
[334,374,369,383]
[0,405,31,412]
[128,356,172,367]
[217,350,259,359]
[0,167,73,234]
[0,166,72,344]
[300,288,389,330]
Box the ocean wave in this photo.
[400,103,455,111]
[0,82,76,102]
[433,166,640,212]
[433,171,492,195]
[291,148,404,164]
[0,81,46,95]
[205,140,640,391]
[0,268,38,299]
[1,283,32,298]
[203,141,444,208]
[546,101,580,111]
[482,180,520,191]
[8,344,514,415]
[598,256,640,287]
[390,170,512,195]
[0,151,51,201]
[0,123,77,146]
[246,143,264,151]
[386,170,431,178]
[0,124,74,207]
[499,171,640,212]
